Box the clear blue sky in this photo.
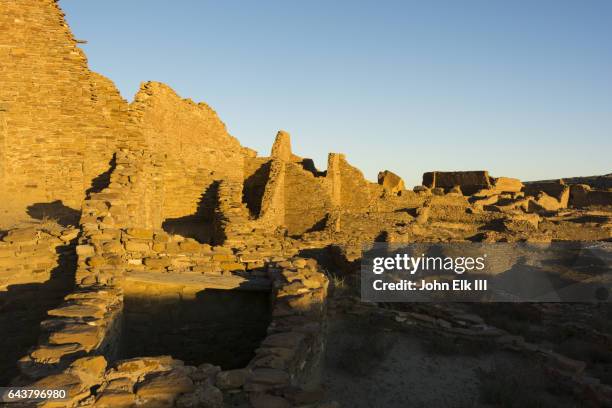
[60,0,611,187]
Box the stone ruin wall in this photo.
[131,82,246,232]
[0,0,140,227]
[242,134,392,236]
[243,157,272,217]
[13,144,329,404]
[2,1,610,405]
[0,0,250,233]
[282,161,332,235]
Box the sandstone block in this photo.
[152,242,166,252]
[95,390,137,407]
[570,184,612,208]
[48,304,106,319]
[5,227,39,243]
[68,356,107,384]
[215,368,249,389]
[144,257,171,268]
[248,368,290,387]
[176,384,223,408]
[528,193,562,213]
[30,343,83,363]
[126,228,154,239]
[423,171,491,195]
[76,245,95,257]
[136,371,194,397]
[493,177,523,192]
[180,239,202,252]
[524,180,569,206]
[87,256,107,267]
[31,373,88,403]
[112,356,177,378]
[103,241,125,255]
[0,257,20,267]
[49,324,103,350]
[125,241,150,252]
[220,261,245,271]
[153,232,171,243]
[126,228,153,240]
[378,170,406,195]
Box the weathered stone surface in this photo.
[68,356,107,384]
[176,384,223,408]
[378,170,405,195]
[524,180,570,206]
[248,368,291,386]
[126,228,154,239]
[492,177,523,192]
[423,171,491,195]
[271,130,294,161]
[4,3,611,405]
[215,368,249,389]
[48,304,106,319]
[111,356,177,379]
[504,213,540,231]
[31,373,89,401]
[570,184,612,208]
[95,390,137,407]
[528,192,562,213]
[30,343,83,363]
[136,371,195,397]
[48,325,104,349]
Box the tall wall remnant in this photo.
[130,82,246,231]
[243,132,385,236]
[0,0,407,239]
[0,0,138,226]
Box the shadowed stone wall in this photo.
[121,282,271,369]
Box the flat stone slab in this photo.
[125,271,271,291]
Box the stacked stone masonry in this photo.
[1,1,612,407]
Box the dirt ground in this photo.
[319,307,581,408]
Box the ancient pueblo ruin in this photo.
[1,1,611,407]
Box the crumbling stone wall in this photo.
[0,223,78,385]
[243,157,272,217]
[283,162,331,235]
[423,171,492,195]
[0,0,136,227]
[569,185,612,208]
[326,153,377,212]
[0,225,77,289]
[131,82,245,229]
[524,180,570,207]
[258,160,286,228]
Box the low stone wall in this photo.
[0,224,79,385]
[0,224,77,289]
[244,258,328,399]
[15,147,152,381]
[17,257,328,407]
[523,180,570,206]
[422,171,492,195]
[569,185,612,208]
[121,229,245,275]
